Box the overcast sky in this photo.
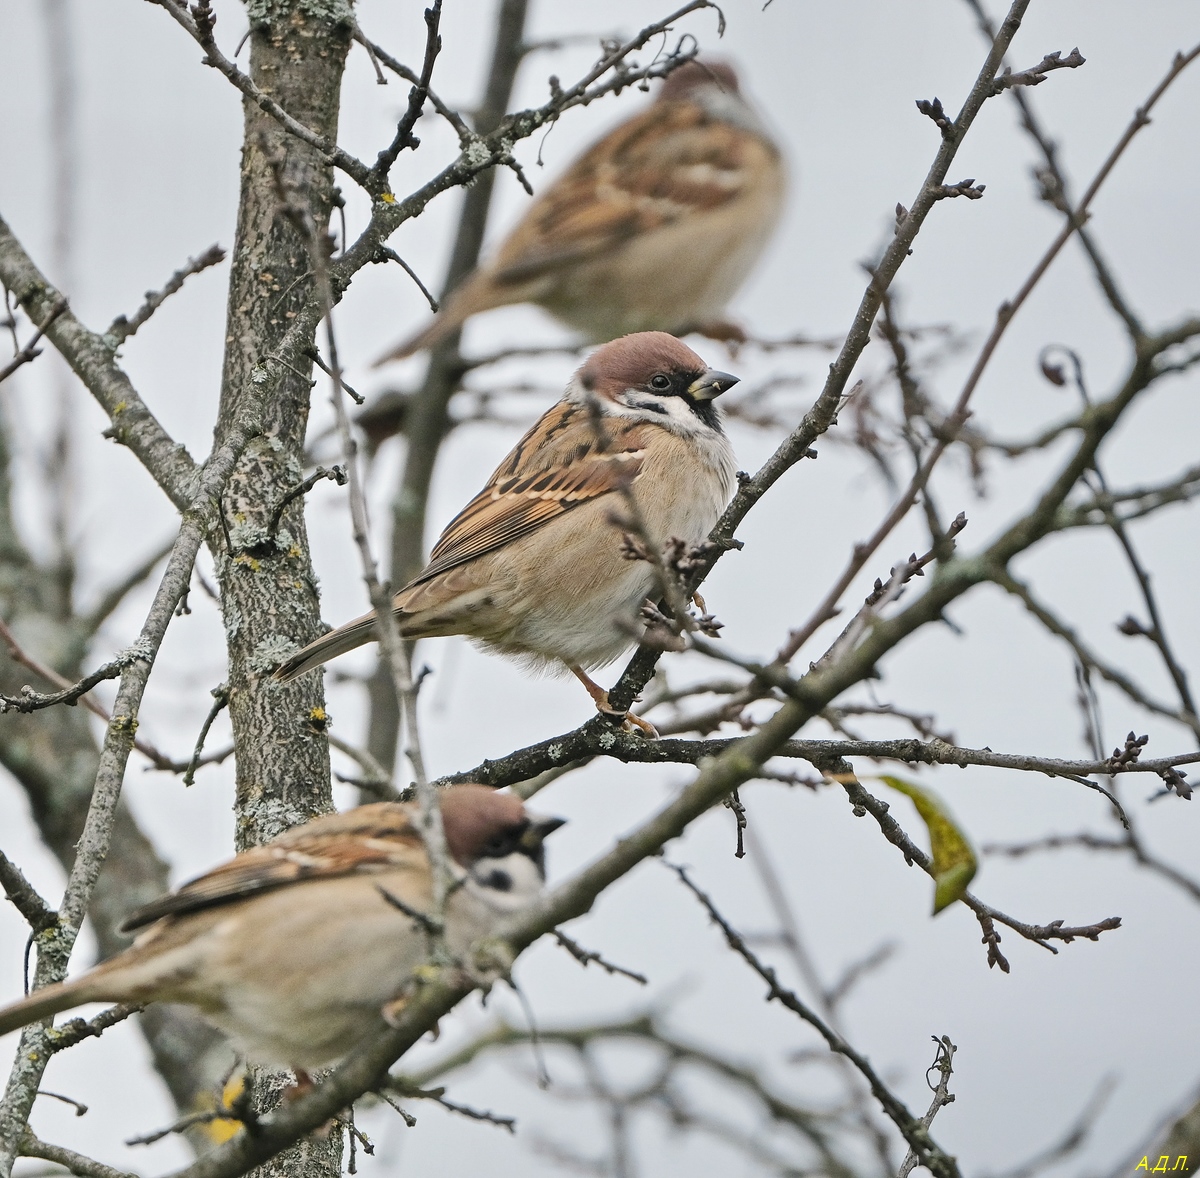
[2,1,1199,1175]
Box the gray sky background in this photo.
[1,1,1199,1174]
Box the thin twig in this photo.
[182,685,230,787]
[0,297,67,384]
[19,1132,137,1178]
[665,859,961,1178]
[552,931,648,985]
[767,42,1195,675]
[265,465,347,541]
[0,849,56,933]
[372,247,438,312]
[104,245,225,345]
[371,1,442,178]
[898,1037,957,1178]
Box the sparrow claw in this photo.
[571,665,659,738]
[621,711,660,739]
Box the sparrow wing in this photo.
[407,403,645,587]
[120,804,424,932]
[493,101,775,284]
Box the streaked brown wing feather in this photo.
[406,406,645,588]
[493,102,767,284]
[121,804,423,932]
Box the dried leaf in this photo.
[879,776,978,914]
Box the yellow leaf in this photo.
[879,775,978,915]
[194,1071,246,1145]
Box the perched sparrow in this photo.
[275,332,739,732]
[378,59,785,363]
[0,787,563,1074]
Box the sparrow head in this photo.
[440,785,565,902]
[658,58,740,103]
[575,331,739,434]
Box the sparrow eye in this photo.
[649,374,672,391]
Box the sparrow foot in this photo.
[287,1070,316,1099]
[284,1070,339,1136]
[570,665,659,738]
[620,710,661,739]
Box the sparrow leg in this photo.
[692,591,708,613]
[287,1070,315,1099]
[287,1068,339,1137]
[570,665,659,738]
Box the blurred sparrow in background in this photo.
[377,59,785,362]
[276,332,739,733]
[0,786,563,1077]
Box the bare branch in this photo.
[0,848,56,933]
[80,536,176,635]
[0,214,199,509]
[0,633,147,715]
[995,570,1200,739]
[43,1004,143,1056]
[265,464,346,542]
[990,47,1086,94]
[146,0,375,189]
[434,711,1200,793]
[181,684,230,787]
[552,931,648,985]
[328,733,400,801]
[371,1,442,178]
[0,296,67,385]
[898,1036,958,1178]
[104,245,225,346]
[665,858,961,1177]
[19,1132,137,1178]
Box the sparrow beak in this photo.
[687,368,740,401]
[520,815,566,854]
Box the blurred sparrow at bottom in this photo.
[0,786,563,1076]
[274,332,740,734]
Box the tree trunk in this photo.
[213,3,351,1174]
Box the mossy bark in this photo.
[214,4,349,850]
[212,5,352,1175]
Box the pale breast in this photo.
[178,872,438,1070]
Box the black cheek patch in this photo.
[481,869,513,892]
[627,397,669,415]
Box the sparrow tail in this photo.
[373,312,461,366]
[0,976,109,1038]
[372,272,511,366]
[271,611,387,683]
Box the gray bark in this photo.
[211,3,352,1175]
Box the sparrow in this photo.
[275,332,739,733]
[0,786,563,1075]
[377,58,785,363]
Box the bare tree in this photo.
[1,2,1199,1177]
